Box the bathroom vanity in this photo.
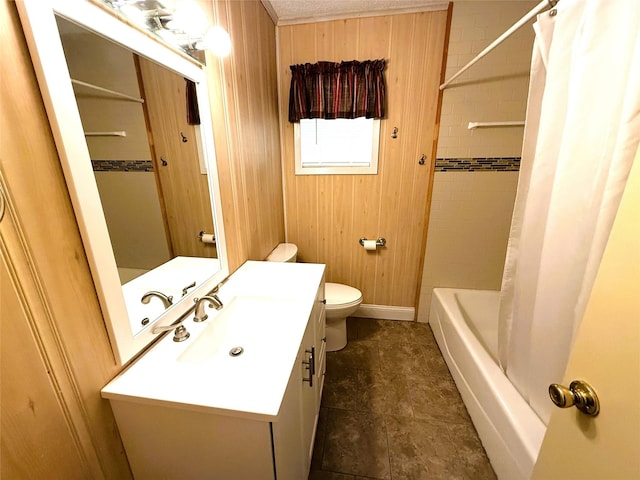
[102,261,326,480]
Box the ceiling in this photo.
[263,0,535,25]
[263,0,449,24]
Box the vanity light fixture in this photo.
[103,0,231,57]
[200,25,232,57]
[166,0,207,36]
[117,3,147,26]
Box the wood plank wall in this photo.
[277,10,450,307]
[207,0,285,273]
[1,1,132,477]
[138,57,218,259]
[5,0,450,473]
[0,0,281,475]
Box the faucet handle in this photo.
[193,295,223,322]
[172,325,190,342]
[151,319,190,342]
[181,281,197,297]
[152,318,183,334]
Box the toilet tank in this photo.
[265,243,298,262]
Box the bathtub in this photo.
[429,288,545,480]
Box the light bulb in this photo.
[172,0,208,36]
[203,26,231,57]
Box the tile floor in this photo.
[308,317,496,480]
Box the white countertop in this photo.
[101,261,325,422]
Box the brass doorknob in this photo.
[548,380,600,417]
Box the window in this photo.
[294,118,380,175]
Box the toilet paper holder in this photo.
[198,231,216,244]
[359,237,386,248]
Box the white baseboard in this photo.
[351,304,415,321]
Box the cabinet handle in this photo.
[308,347,315,376]
[302,347,315,387]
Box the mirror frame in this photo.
[16,0,229,365]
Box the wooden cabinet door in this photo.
[271,328,308,480]
[300,317,318,467]
[272,295,323,480]
[315,279,327,406]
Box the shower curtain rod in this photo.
[440,0,559,90]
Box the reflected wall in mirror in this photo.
[58,18,218,273]
[17,0,229,365]
[58,17,220,336]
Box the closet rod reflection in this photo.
[84,131,127,137]
[71,78,144,103]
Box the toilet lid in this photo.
[325,283,362,309]
[265,243,297,262]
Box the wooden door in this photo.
[137,57,217,259]
[531,149,640,479]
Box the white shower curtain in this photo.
[498,0,640,425]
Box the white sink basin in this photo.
[178,295,302,365]
[102,261,325,420]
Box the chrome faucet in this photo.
[193,294,223,322]
[141,291,174,309]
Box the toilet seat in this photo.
[325,283,362,310]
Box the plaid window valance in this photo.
[185,79,200,125]
[288,59,386,122]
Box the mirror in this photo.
[56,17,221,333]
[17,0,229,364]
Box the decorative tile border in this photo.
[435,157,520,172]
[91,160,154,172]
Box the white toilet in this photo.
[265,243,299,263]
[266,243,362,351]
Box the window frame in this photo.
[294,118,381,175]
